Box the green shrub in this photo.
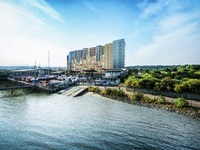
[116,90,125,96]
[100,90,106,95]
[174,97,187,108]
[128,94,134,100]
[88,86,95,92]
[143,96,155,103]
[157,95,165,104]
[133,92,143,101]
[94,87,101,93]
[105,88,112,95]
[111,89,118,96]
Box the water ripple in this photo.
[0,92,200,149]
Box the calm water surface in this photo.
[0,91,200,150]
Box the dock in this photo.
[5,78,88,95]
[58,86,88,97]
[7,77,33,85]
[0,78,35,91]
[6,77,66,94]
[0,85,35,91]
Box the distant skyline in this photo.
[0,0,200,67]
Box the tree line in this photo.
[125,65,200,94]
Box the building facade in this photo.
[113,39,125,68]
[67,39,125,73]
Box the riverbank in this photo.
[87,87,200,120]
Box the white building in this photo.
[113,39,125,68]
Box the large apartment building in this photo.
[67,39,125,73]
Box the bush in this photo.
[100,90,106,95]
[105,88,112,95]
[116,90,125,96]
[157,95,165,104]
[128,94,134,100]
[88,86,95,92]
[133,92,143,101]
[174,97,187,108]
[88,87,101,93]
[143,96,155,103]
[94,87,101,93]
[174,79,200,93]
[111,89,118,96]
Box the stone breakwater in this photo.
[88,92,200,121]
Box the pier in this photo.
[0,85,35,91]
[3,78,56,93]
[0,78,35,91]
[3,77,88,96]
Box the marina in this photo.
[1,0,199,149]
[1,67,123,95]
[3,77,87,95]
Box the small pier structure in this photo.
[0,78,35,91]
[0,85,35,91]
[6,78,57,93]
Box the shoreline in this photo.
[86,92,200,121]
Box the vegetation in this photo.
[157,96,165,104]
[142,96,156,103]
[88,86,200,119]
[133,92,144,101]
[88,85,200,120]
[125,65,200,94]
[88,86,100,93]
[89,87,158,104]
[105,88,125,96]
[174,98,187,108]
[105,88,112,95]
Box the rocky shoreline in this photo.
[87,92,200,121]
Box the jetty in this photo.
[0,77,34,91]
[58,86,88,97]
[0,85,35,91]
[2,70,89,95]
[1,78,88,96]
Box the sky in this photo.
[0,0,200,67]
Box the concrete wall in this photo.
[126,87,200,101]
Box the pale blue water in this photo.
[0,91,200,150]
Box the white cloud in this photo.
[1,0,199,67]
[0,0,69,66]
[132,26,200,64]
[126,0,200,66]
[0,34,67,66]
[25,0,66,24]
[83,0,101,13]
[138,0,169,20]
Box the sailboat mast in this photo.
[48,50,50,75]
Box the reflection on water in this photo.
[0,91,200,149]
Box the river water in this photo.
[0,91,200,150]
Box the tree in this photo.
[174,79,200,93]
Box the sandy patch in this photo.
[86,92,111,100]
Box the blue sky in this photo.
[0,0,200,67]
